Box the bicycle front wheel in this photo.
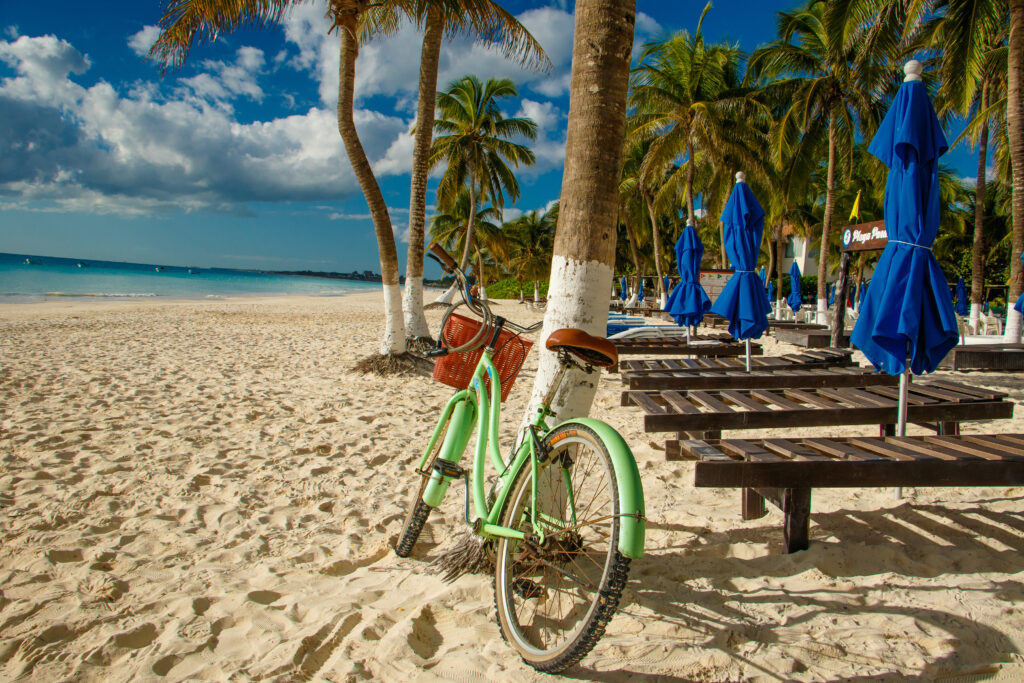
[494,423,631,672]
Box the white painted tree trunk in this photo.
[522,256,611,432]
[533,281,540,303]
[1004,307,1022,342]
[434,283,458,305]
[776,299,786,320]
[969,303,981,335]
[402,277,431,339]
[660,292,668,310]
[816,298,828,324]
[380,283,407,355]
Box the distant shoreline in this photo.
[267,269,448,287]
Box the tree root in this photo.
[431,532,494,583]
[351,352,432,376]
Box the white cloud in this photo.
[179,46,266,104]
[0,34,408,215]
[128,25,161,57]
[278,6,576,105]
[514,98,566,174]
[5,26,19,40]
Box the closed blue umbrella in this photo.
[759,266,766,284]
[663,275,671,296]
[828,282,836,307]
[620,275,627,301]
[1016,254,1024,315]
[767,280,775,303]
[787,262,802,313]
[955,277,968,316]
[857,282,867,309]
[666,222,711,326]
[851,60,957,376]
[709,172,771,344]
[637,277,645,302]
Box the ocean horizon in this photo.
[0,252,380,303]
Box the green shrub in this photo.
[486,278,549,299]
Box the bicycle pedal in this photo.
[432,459,465,479]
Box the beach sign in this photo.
[841,220,887,252]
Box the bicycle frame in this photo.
[418,350,546,542]
[417,348,646,560]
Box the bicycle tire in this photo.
[394,411,453,558]
[395,498,431,558]
[493,422,631,672]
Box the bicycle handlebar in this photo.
[427,242,542,354]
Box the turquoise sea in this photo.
[0,253,379,303]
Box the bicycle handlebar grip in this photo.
[425,347,449,358]
[428,243,458,272]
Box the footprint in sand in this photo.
[247,590,282,605]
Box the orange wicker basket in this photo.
[432,313,533,402]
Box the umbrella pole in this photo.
[894,370,910,500]
[745,339,751,372]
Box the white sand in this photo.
[2,292,1024,681]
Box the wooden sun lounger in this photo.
[773,327,849,348]
[621,365,895,391]
[613,334,757,357]
[938,343,1024,371]
[623,380,1012,441]
[675,434,1024,553]
[614,348,854,375]
[768,321,827,330]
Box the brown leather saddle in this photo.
[545,328,618,368]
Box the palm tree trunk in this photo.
[523,0,635,425]
[644,191,664,302]
[402,7,443,340]
[818,111,837,325]
[971,79,989,333]
[1005,0,1024,342]
[624,217,642,279]
[719,222,726,268]
[460,169,477,271]
[685,145,696,222]
[336,10,405,355]
[476,248,488,300]
[776,224,784,316]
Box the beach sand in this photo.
[2,292,1024,681]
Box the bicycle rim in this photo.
[494,424,626,671]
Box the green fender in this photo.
[556,417,645,559]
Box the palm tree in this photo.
[522,0,635,424]
[628,3,767,301]
[618,139,651,304]
[749,0,886,324]
[1005,0,1024,340]
[362,0,549,340]
[931,0,1009,331]
[429,75,537,273]
[429,188,501,294]
[505,210,555,302]
[151,0,415,358]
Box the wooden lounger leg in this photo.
[754,487,812,553]
[742,488,767,520]
[881,423,895,437]
[782,488,811,553]
[938,421,959,436]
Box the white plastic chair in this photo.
[980,312,1003,335]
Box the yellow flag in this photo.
[849,190,861,222]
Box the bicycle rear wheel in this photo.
[493,422,630,672]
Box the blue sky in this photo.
[0,1,981,277]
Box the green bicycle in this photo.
[395,243,645,673]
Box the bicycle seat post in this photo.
[540,349,591,414]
